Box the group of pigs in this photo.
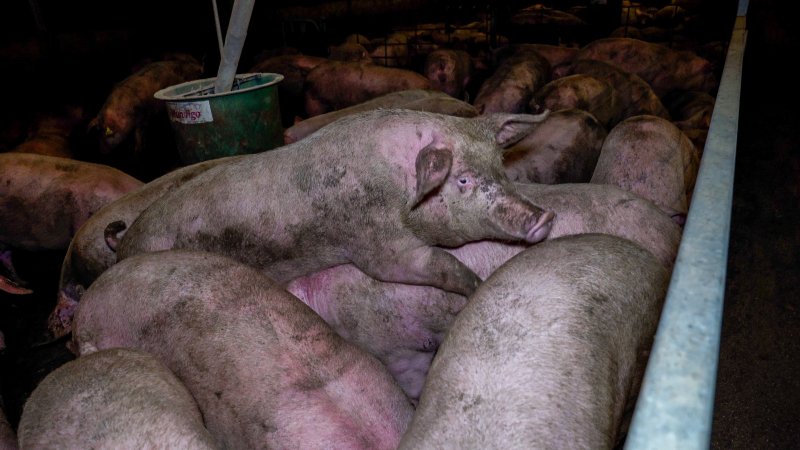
[0,28,717,449]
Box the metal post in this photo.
[623,2,749,448]
[214,0,256,94]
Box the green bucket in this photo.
[155,72,284,164]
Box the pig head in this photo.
[116,109,554,297]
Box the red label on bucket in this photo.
[167,101,214,124]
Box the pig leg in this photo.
[355,245,481,297]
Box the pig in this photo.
[398,233,670,450]
[503,109,607,184]
[10,105,84,159]
[574,37,717,97]
[329,42,372,62]
[116,109,555,297]
[531,73,621,129]
[370,33,410,67]
[473,48,551,114]
[591,115,700,223]
[0,396,15,450]
[287,181,681,399]
[89,58,203,153]
[559,59,671,123]
[0,153,142,293]
[17,348,216,449]
[423,49,474,100]
[72,250,414,450]
[249,54,328,126]
[0,153,143,251]
[303,61,432,116]
[513,43,579,74]
[662,90,715,131]
[49,156,243,339]
[284,89,477,144]
[511,4,587,26]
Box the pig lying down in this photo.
[50,156,243,338]
[399,234,670,449]
[72,250,413,450]
[287,182,681,400]
[18,348,216,449]
[116,109,555,296]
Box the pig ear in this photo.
[411,144,453,208]
[491,110,550,148]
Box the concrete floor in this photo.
[711,1,800,447]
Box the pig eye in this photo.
[456,175,474,192]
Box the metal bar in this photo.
[212,0,225,58]
[214,0,256,94]
[623,4,748,449]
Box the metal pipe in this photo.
[214,0,256,94]
[623,4,749,449]
[212,0,225,58]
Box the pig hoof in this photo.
[527,211,556,243]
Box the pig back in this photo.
[0,153,143,251]
[18,347,216,449]
[72,250,413,450]
[400,234,669,449]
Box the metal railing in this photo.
[623,1,749,448]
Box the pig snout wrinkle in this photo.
[526,210,555,243]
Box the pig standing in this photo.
[531,73,621,129]
[370,32,410,67]
[574,37,717,97]
[559,59,671,122]
[17,348,216,449]
[89,58,203,153]
[591,115,700,223]
[287,182,682,399]
[116,109,555,297]
[473,48,551,114]
[49,155,242,338]
[398,234,670,450]
[503,109,607,184]
[72,250,414,450]
[284,89,477,144]
[424,49,474,100]
[303,61,432,116]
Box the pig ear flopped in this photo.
[493,110,550,149]
[410,144,453,208]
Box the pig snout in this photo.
[488,194,555,244]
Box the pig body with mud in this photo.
[49,156,242,338]
[72,250,414,450]
[531,74,621,129]
[288,182,681,399]
[284,89,477,144]
[503,108,607,184]
[18,348,216,449]
[398,234,670,449]
[303,61,432,116]
[473,49,551,114]
[558,59,670,122]
[575,37,717,97]
[117,109,554,296]
[591,114,699,222]
[0,153,142,293]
